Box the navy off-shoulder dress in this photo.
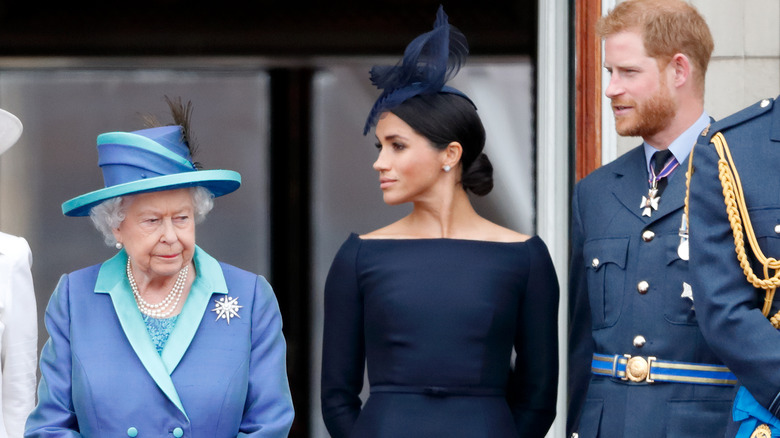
[321,233,559,438]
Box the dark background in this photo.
[0,1,536,56]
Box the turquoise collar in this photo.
[94,246,227,419]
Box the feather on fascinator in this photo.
[363,5,472,135]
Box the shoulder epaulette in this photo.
[699,96,776,145]
[697,95,780,326]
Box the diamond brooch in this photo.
[212,296,242,324]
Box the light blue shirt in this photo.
[642,111,710,179]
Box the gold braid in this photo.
[710,132,780,325]
[683,135,696,223]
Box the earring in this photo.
[443,165,451,172]
[115,242,123,250]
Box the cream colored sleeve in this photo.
[0,233,38,438]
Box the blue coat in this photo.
[25,247,294,438]
[688,96,780,437]
[568,144,736,437]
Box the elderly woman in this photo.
[25,101,294,437]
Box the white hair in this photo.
[89,186,215,246]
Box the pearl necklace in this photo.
[127,259,189,319]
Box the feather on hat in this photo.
[62,98,240,217]
[363,5,473,135]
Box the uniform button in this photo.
[642,230,655,242]
[775,224,780,234]
[127,427,138,437]
[633,335,647,348]
[637,280,649,294]
[592,258,600,268]
[173,427,184,438]
[761,99,771,108]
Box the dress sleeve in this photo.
[2,236,38,437]
[24,274,82,437]
[688,140,780,416]
[508,237,560,437]
[566,182,595,436]
[238,276,295,438]
[321,236,365,438]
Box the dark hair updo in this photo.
[390,93,493,196]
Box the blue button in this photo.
[127,427,138,437]
[173,427,184,437]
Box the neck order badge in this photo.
[640,150,678,217]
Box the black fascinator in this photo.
[363,5,472,135]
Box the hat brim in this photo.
[62,169,241,217]
[0,109,23,155]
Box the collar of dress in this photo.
[92,245,228,419]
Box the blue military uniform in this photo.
[688,95,780,438]
[568,117,738,437]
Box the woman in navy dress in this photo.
[320,7,559,438]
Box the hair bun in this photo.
[462,153,493,196]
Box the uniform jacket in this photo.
[568,144,736,438]
[25,247,294,438]
[688,96,780,437]
[0,232,37,438]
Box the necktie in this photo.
[640,149,678,217]
[651,149,675,197]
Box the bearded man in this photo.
[567,1,737,437]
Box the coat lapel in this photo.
[610,147,652,223]
[160,246,228,373]
[609,146,688,225]
[94,251,189,419]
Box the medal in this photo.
[640,184,661,217]
[641,152,679,217]
[677,238,689,260]
[678,213,689,260]
[681,282,693,302]
[751,424,772,438]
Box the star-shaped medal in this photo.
[212,296,242,324]
[640,188,661,217]
[681,282,694,307]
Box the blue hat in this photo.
[363,5,473,135]
[62,125,241,217]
